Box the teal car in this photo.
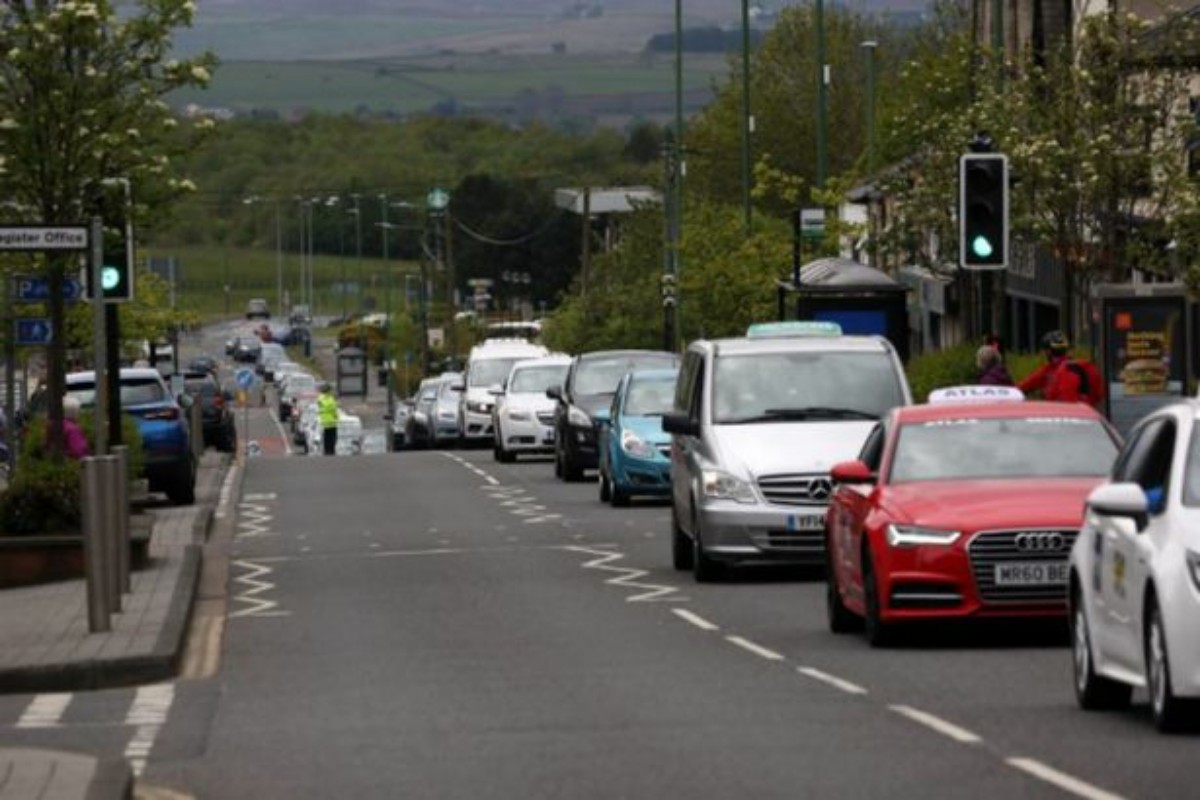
[598,367,678,507]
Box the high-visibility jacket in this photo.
[317,393,339,428]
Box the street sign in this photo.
[236,368,255,390]
[427,187,451,211]
[800,209,826,240]
[0,226,88,251]
[14,318,52,345]
[14,275,83,303]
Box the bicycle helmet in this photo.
[1040,330,1070,354]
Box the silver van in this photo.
[663,323,911,582]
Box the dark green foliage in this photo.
[903,345,979,404]
[0,458,82,536]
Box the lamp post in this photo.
[815,0,829,190]
[740,0,752,235]
[351,193,362,314]
[861,40,879,177]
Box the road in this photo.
[0,323,1194,799]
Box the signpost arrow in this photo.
[15,318,52,346]
[14,276,83,303]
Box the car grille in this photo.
[536,411,556,426]
[968,529,1076,603]
[756,473,834,507]
[761,529,826,558]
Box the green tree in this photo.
[0,0,215,455]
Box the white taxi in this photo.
[1070,399,1200,731]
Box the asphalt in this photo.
[0,450,232,800]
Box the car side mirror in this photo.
[1087,482,1150,532]
[662,411,699,437]
[451,382,465,392]
[546,385,563,401]
[831,459,875,485]
[488,385,504,396]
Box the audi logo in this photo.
[807,479,833,500]
[1014,532,1066,552]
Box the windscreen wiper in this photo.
[727,407,880,423]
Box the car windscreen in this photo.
[575,354,677,396]
[625,375,677,416]
[184,378,216,396]
[469,357,525,388]
[287,375,316,394]
[890,416,1118,483]
[712,351,905,423]
[67,378,168,408]
[438,382,462,399]
[509,364,567,394]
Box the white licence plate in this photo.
[786,514,825,532]
[994,561,1069,586]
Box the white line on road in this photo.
[16,693,72,728]
[797,666,868,696]
[1006,758,1126,800]
[888,705,981,744]
[124,684,175,777]
[214,465,240,520]
[672,608,719,631]
[725,636,785,661]
[569,546,686,602]
[268,409,293,455]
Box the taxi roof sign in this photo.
[928,385,1025,404]
[746,320,843,339]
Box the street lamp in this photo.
[861,40,879,177]
[244,195,283,314]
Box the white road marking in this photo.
[267,409,293,455]
[797,666,868,695]
[242,492,277,501]
[16,693,72,728]
[569,546,686,602]
[672,608,719,631]
[888,705,981,744]
[214,465,240,520]
[229,559,290,619]
[726,636,785,661]
[1006,758,1126,800]
[124,684,175,777]
[235,502,275,540]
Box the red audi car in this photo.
[824,387,1121,646]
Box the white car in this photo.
[456,338,549,445]
[1070,399,1200,731]
[491,355,571,462]
[303,408,363,456]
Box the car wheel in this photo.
[562,449,584,482]
[671,506,693,571]
[610,483,630,508]
[1146,600,1197,732]
[166,460,196,506]
[1071,590,1131,710]
[392,433,405,452]
[862,547,893,647]
[598,469,611,502]
[826,549,861,634]
[691,508,722,583]
[498,447,515,464]
[554,445,564,478]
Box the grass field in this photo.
[142,243,424,322]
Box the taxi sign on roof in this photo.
[928,385,1025,404]
[746,320,843,339]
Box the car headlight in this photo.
[701,469,756,504]
[506,408,532,422]
[568,406,591,427]
[1187,550,1200,593]
[621,430,657,459]
[886,525,962,548]
[467,400,491,414]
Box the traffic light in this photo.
[86,206,134,302]
[959,153,1008,270]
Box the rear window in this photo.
[509,364,568,394]
[67,377,168,408]
[469,357,526,388]
[890,416,1119,483]
[625,375,677,416]
[575,354,678,396]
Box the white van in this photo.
[663,321,912,582]
[455,338,548,444]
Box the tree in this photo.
[0,0,215,456]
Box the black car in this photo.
[187,356,219,376]
[182,371,237,453]
[549,350,679,482]
[231,336,262,364]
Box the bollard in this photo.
[190,398,205,462]
[99,455,122,613]
[111,445,131,595]
[81,458,111,633]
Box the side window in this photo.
[1112,419,1162,483]
[858,423,886,473]
[674,352,698,413]
[563,361,578,400]
[1127,419,1176,511]
[688,357,706,422]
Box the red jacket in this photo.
[1018,357,1086,403]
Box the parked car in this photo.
[1069,400,1200,731]
[181,371,237,453]
[406,374,461,449]
[388,396,415,451]
[246,298,270,319]
[491,355,571,462]
[63,368,196,505]
[550,350,679,481]
[598,367,678,506]
[826,386,1119,646]
[279,372,317,423]
[302,408,363,456]
[664,321,911,582]
[289,304,312,326]
[257,343,286,380]
[231,336,262,364]
[187,356,219,376]
[456,338,549,446]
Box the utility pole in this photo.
[815,0,829,191]
[741,0,753,235]
[353,193,362,314]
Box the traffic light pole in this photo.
[90,216,108,456]
[105,304,121,447]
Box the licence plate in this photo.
[993,561,1068,586]
[786,514,825,532]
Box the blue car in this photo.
[597,367,678,507]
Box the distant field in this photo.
[143,244,422,321]
[170,53,729,117]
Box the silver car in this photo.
[664,325,912,582]
[406,373,461,449]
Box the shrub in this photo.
[904,344,978,402]
[20,412,144,482]
[0,457,82,535]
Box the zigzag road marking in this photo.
[229,559,290,619]
[235,502,275,540]
[566,545,686,603]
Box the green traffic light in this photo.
[971,235,994,259]
[101,266,121,291]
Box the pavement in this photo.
[0,449,232,800]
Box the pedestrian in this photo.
[1018,330,1105,408]
[317,382,339,456]
[976,345,1014,386]
[56,395,90,460]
